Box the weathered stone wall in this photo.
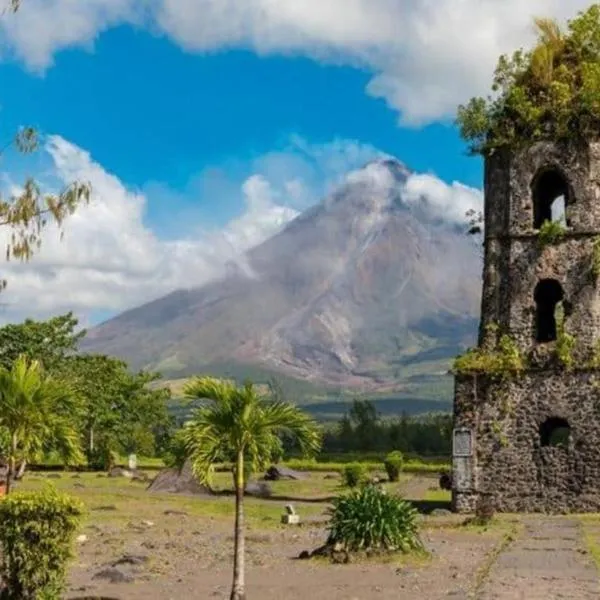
[453,371,600,513]
[478,140,600,352]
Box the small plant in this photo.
[383,451,404,482]
[453,329,525,379]
[473,493,496,526]
[342,463,367,488]
[0,488,84,599]
[555,302,576,370]
[537,220,566,247]
[591,236,600,283]
[326,484,423,553]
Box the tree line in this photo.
[321,399,452,457]
[0,312,172,483]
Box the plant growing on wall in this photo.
[457,6,600,156]
[452,326,525,379]
[537,220,566,247]
[591,236,600,283]
[555,302,576,370]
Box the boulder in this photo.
[245,481,272,498]
[147,460,213,496]
[264,465,307,481]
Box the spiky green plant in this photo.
[326,484,423,553]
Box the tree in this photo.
[457,5,600,156]
[55,354,170,461]
[0,312,84,371]
[182,377,321,600]
[0,355,83,493]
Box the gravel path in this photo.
[478,517,599,600]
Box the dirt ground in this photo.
[16,471,600,600]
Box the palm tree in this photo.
[0,354,83,494]
[182,377,321,600]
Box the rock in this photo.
[76,534,88,543]
[93,567,134,583]
[108,467,133,478]
[164,509,188,516]
[112,554,149,567]
[93,505,117,512]
[298,550,311,559]
[141,520,154,527]
[431,509,453,517]
[74,483,86,489]
[245,481,272,498]
[46,473,61,479]
[147,460,214,495]
[439,471,452,490]
[324,474,338,480]
[264,465,307,481]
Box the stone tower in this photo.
[452,140,600,513]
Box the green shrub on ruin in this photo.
[453,332,525,378]
[457,6,600,156]
[538,220,566,246]
[555,302,576,370]
[591,237,600,282]
[0,488,84,600]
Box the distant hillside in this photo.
[83,158,480,405]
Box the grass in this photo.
[423,488,452,502]
[283,458,448,474]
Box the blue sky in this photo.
[0,0,584,323]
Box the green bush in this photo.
[86,444,119,472]
[0,489,84,599]
[384,451,404,482]
[327,484,423,553]
[342,463,367,488]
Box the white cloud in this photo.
[0,134,480,324]
[0,0,590,123]
[402,173,482,225]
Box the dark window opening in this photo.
[532,169,570,229]
[534,279,564,342]
[540,417,571,448]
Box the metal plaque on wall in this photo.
[453,427,473,458]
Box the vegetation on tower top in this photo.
[457,4,600,156]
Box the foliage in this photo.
[456,6,600,155]
[162,428,188,470]
[591,236,600,282]
[55,353,171,460]
[181,376,321,600]
[182,376,322,485]
[326,484,423,553]
[0,355,83,493]
[0,313,84,372]
[0,488,84,600]
[555,302,576,370]
[537,220,566,246]
[452,332,525,378]
[329,398,452,456]
[383,450,404,482]
[342,462,367,488]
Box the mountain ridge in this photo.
[82,158,481,399]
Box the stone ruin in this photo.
[453,140,600,513]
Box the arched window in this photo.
[534,279,564,342]
[532,168,570,229]
[540,417,570,448]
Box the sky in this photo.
[0,0,592,326]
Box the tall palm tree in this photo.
[182,377,321,600]
[0,354,83,494]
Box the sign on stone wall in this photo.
[453,427,473,457]
[128,454,137,471]
[453,428,474,491]
[453,457,473,491]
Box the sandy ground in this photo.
[14,472,600,600]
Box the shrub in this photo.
[342,463,366,488]
[383,451,404,482]
[87,444,119,472]
[327,484,423,553]
[0,489,84,599]
[538,220,566,247]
